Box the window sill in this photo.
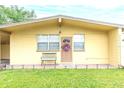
[36,50,59,52]
[74,50,85,52]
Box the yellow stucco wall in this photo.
[0,31,10,60]
[61,24,109,64]
[10,22,119,65]
[108,29,121,65]
[1,44,10,59]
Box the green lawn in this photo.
[0,69,124,88]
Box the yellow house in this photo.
[0,15,123,67]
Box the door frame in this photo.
[61,37,72,62]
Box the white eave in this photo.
[0,15,123,29]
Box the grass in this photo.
[0,69,124,88]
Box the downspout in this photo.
[58,17,62,34]
[58,17,62,64]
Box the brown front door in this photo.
[61,37,72,62]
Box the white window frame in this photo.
[73,34,85,51]
[37,34,60,51]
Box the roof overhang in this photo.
[0,15,123,32]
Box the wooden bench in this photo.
[41,53,57,68]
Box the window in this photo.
[73,35,84,51]
[37,35,48,51]
[37,35,59,51]
[49,35,59,50]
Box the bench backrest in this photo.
[41,53,57,60]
